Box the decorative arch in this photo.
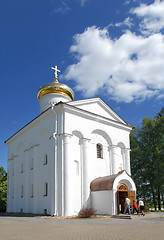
[117,183,128,192]
[72,130,84,139]
[117,142,126,149]
[91,129,112,146]
[118,179,133,191]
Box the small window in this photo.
[97,143,103,159]
[31,184,34,198]
[43,154,48,165]
[12,184,14,199]
[21,185,23,198]
[30,158,33,170]
[44,209,47,215]
[21,163,23,173]
[12,163,14,176]
[44,182,48,196]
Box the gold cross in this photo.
[51,66,60,82]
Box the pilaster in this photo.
[62,133,73,216]
[125,148,131,175]
[31,144,40,214]
[111,145,118,174]
[24,148,31,213]
[81,138,91,207]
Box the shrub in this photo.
[78,207,96,218]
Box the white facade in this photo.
[6,94,136,216]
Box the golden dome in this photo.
[37,81,74,100]
[37,66,74,101]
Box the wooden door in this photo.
[128,191,136,213]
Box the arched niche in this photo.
[72,130,84,139]
[91,129,112,146]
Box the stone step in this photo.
[111,214,132,219]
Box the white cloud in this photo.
[131,0,164,34]
[114,17,133,28]
[80,0,89,7]
[124,0,130,5]
[50,1,71,14]
[64,26,164,103]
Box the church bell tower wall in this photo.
[39,93,71,112]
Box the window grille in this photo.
[97,143,103,158]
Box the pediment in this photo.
[68,98,126,124]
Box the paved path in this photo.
[0,212,163,240]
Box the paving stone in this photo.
[0,212,163,240]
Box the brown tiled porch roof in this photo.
[90,170,125,191]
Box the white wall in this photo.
[91,191,113,215]
[64,109,131,208]
[7,110,56,215]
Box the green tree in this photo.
[0,167,7,212]
[130,108,164,210]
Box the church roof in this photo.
[4,99,132,144]
[37,66,74,101]
[37,81,74,101]
[90,170,126,191]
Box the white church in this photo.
[5,66,136,216]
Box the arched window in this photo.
[30,158,33,170]
[21,163,23,173]
[21,185,23,198]
[43,154,48,165]
[44,182,48,196]
[97,143,103,159]
[31,184,34,198]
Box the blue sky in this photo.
[1,0,164,170]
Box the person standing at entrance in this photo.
[124,197,131,215]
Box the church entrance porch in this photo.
[90,170,136,216]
